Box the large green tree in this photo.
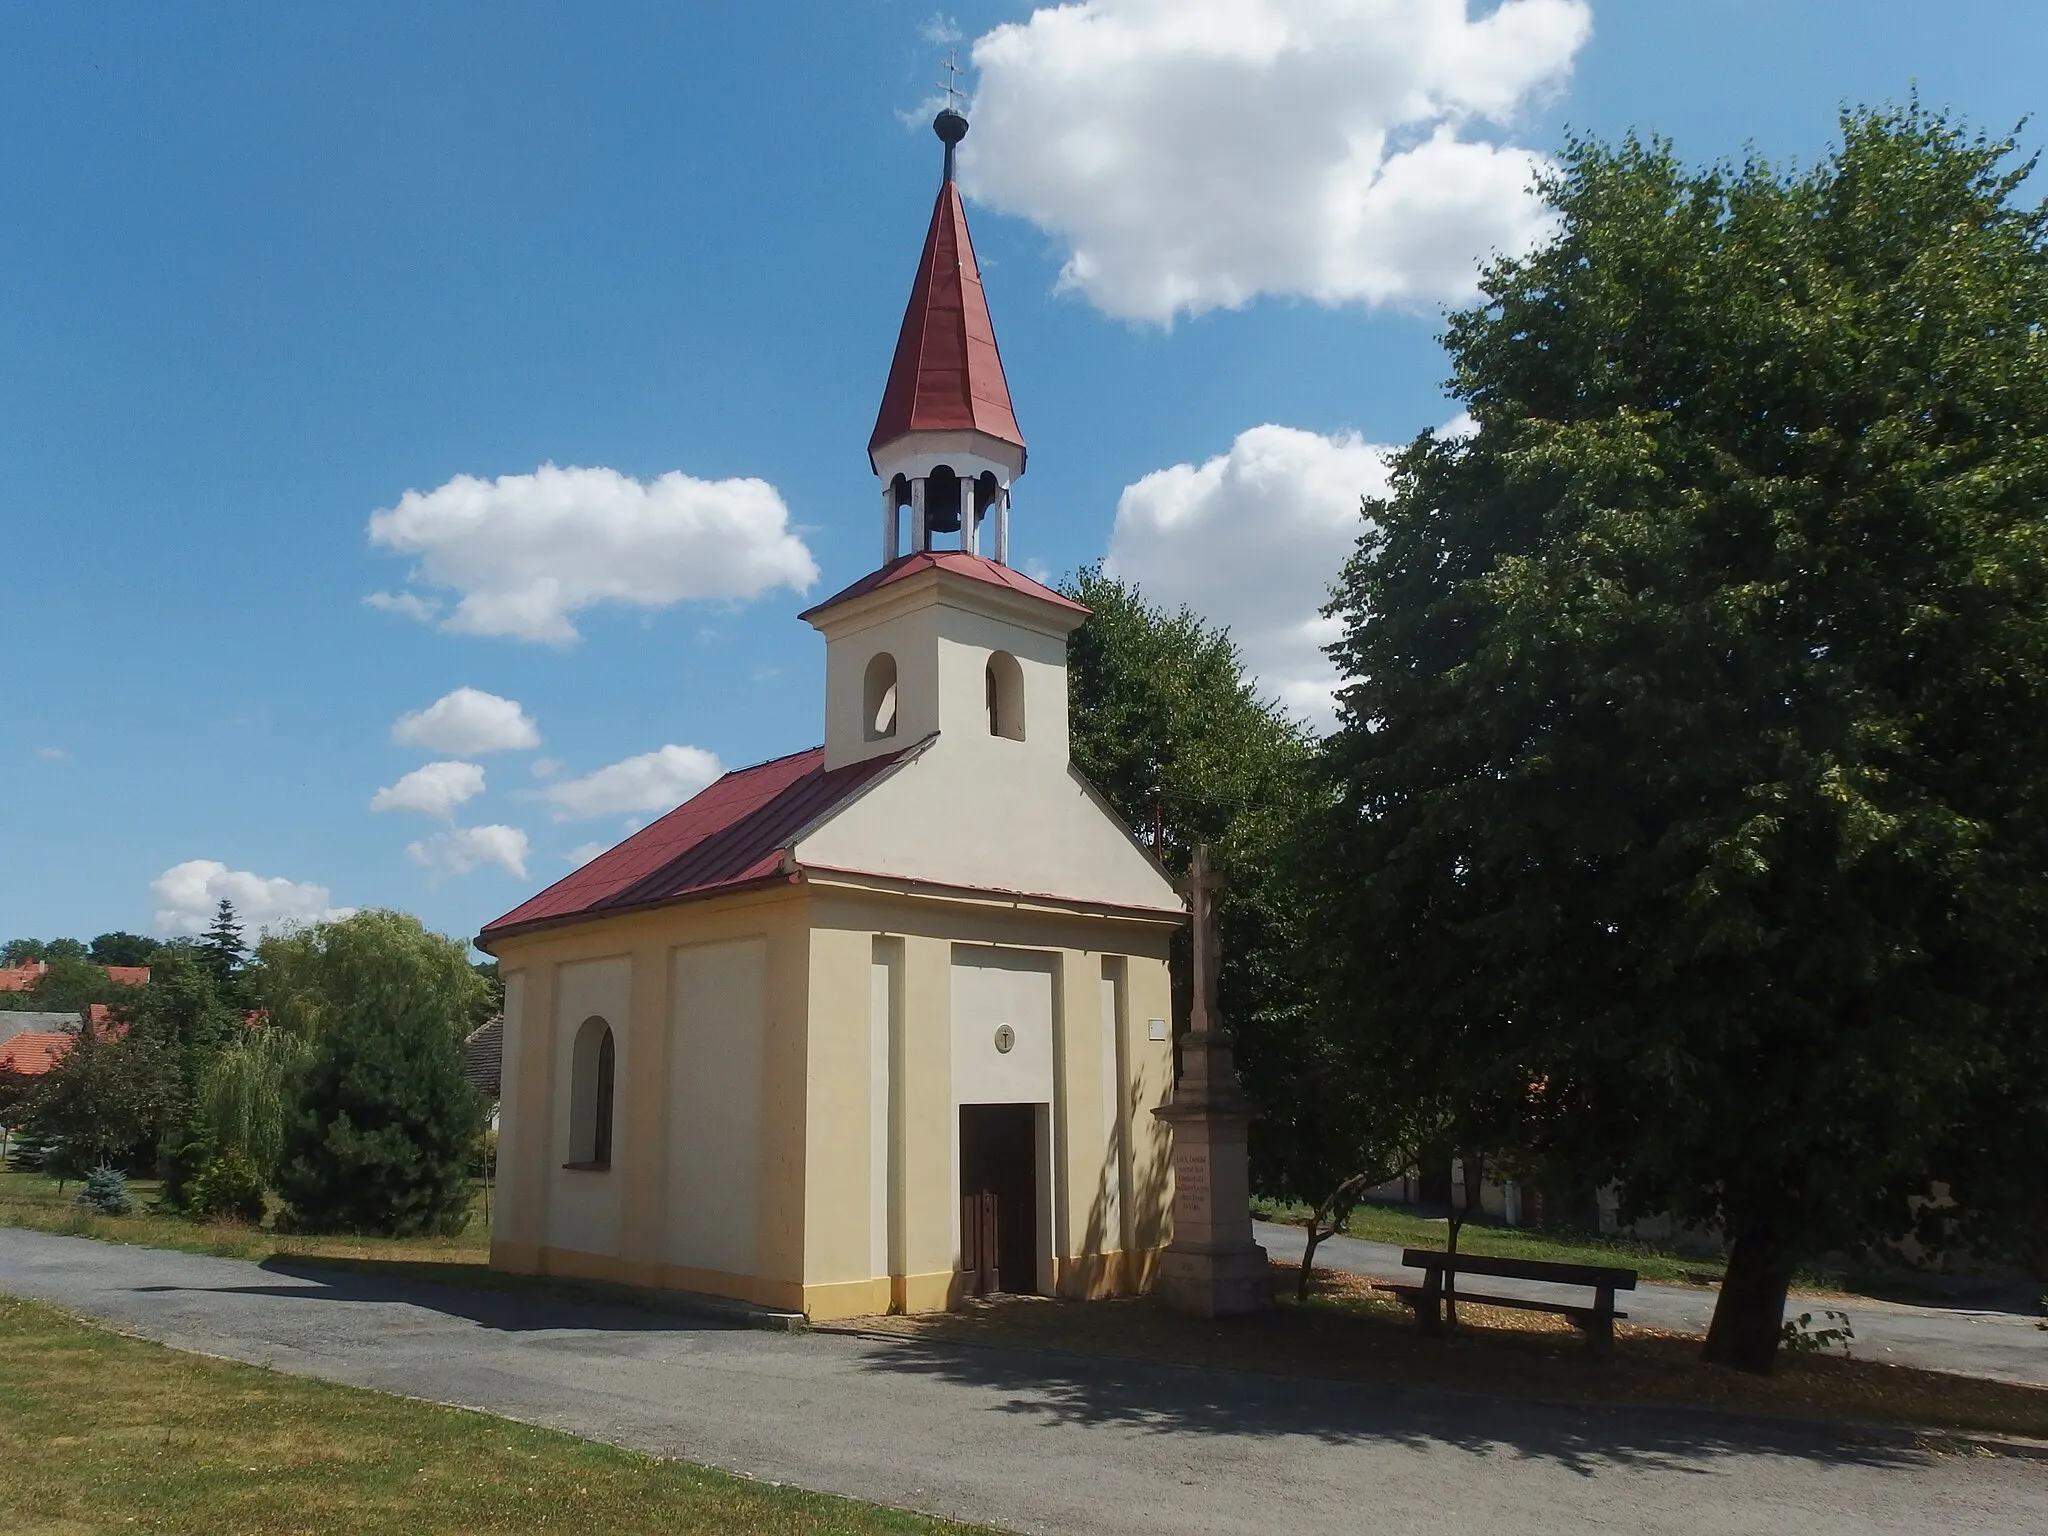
[89,932,159,968]
[270,911,487,1236]
[110,942,242,1200]
[1318,106,2048,1371]
[0,955,135,1015]
[28,1023,180,1177]
[1060,567,1374,1203]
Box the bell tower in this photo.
[804,108,1083,774]
[868,107,1026,566]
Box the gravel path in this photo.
[1255,1221,2048,1387]
[2,1228,2043,1536]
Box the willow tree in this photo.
[1319,106,2048,1372]
[198,1027,308,1178]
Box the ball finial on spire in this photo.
[934,48,969,182]
[934,108,968,182]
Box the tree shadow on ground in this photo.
[839,1326,1951,1480]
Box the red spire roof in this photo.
[869,171,1025,465]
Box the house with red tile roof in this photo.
[479,111,1184,1324]
[0,1030,74,1078]
[0,959,150,992]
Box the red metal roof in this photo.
[479,743,923,943]
[868,177,1024,464]
[0,1031,73,1077]
[800,550,1089,623]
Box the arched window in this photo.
[567,1016,616,1170]
[863,652,899,741]
[986,651,1025,740]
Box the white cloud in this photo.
[367,463,819,643]
[565,842,611,868]
[540,745,724,822]
[34,746,68,761]
[364,590,440,622]
[530,757,563,779]
[151,860,355,938]
[406,825,531,882]
[922,12,963,44]
[1106,424,1391,730]
[963,0,1590,322]
[391,688,542,755]
[370,760,486,819]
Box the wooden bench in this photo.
[1385,1248,1638,1356]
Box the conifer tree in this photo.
[199,901,246,988]
[272,911,486,1236]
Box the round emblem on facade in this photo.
[993,1024,1016,1055]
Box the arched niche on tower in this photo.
[863,652,899,741]
[986,650,1025,741]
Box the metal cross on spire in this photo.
[936,48,967,114]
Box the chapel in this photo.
[477,107,1185,1321]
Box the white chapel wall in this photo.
[823,603,944,767]
[798,750,1176,915]
[949,945,1057,1106]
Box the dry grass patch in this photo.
[0,1294,990,1536]
[831,1263,2048,1444]
[0,1169,492,1267]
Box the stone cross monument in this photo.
[1153,844,1272,1316]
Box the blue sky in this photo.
[2,1,2040,950]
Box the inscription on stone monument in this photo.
[1173,1148,1211,1222]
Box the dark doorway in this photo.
[959,1103,1039,1296]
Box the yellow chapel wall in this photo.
[487,880,1176,1323]
[800,888,1176,1321]
[486,884,815,1312]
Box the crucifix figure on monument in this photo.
[1153,843,1273,1316]
[1185,843,1223,1034]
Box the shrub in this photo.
[76,1165,134,1216]
[5,1129,51,1173]
[187,1148,267,1225]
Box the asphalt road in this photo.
[1254,1221,2048,1388]
[1,1229,2043,1535]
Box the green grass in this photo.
[1250,1197,1838,1290]
[0,1293,989,1535]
